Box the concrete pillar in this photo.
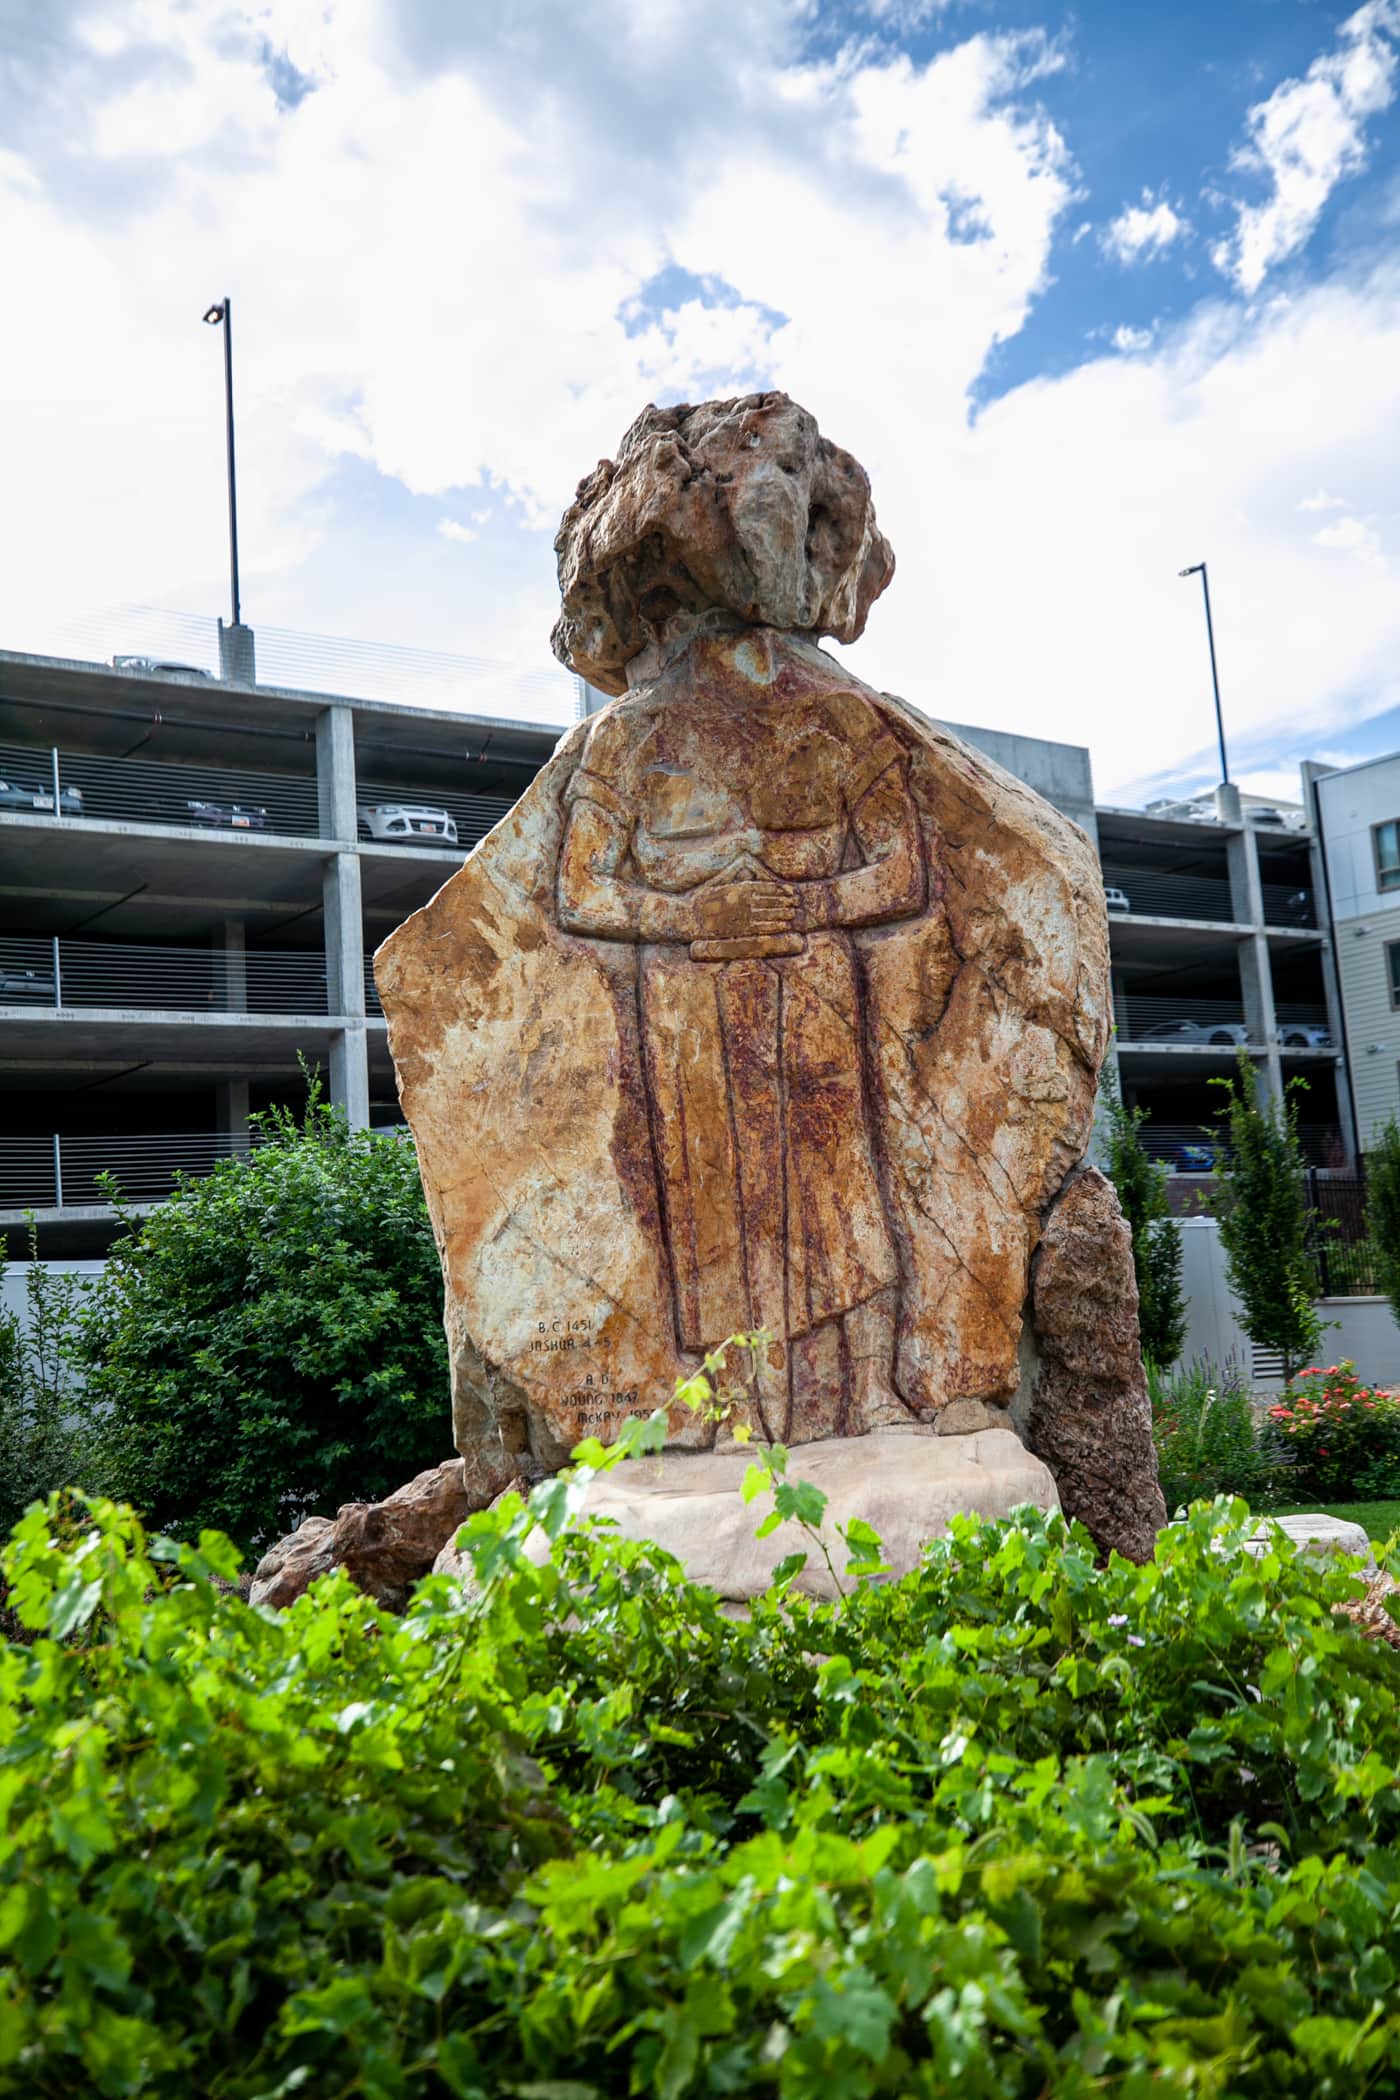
[330,1028,370,1131]
[220,916,247,1013]
[218,620,257,685]
[315,704,358,842]
[216,1079,251,1149]
[1224,816,1283,1105]
[323,852,368,1129]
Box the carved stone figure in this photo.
[376,391,1166,1572]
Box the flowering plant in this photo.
[1267,1360,1400,1499]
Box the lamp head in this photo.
[202,302,226,326]
[1179,563,1203,577]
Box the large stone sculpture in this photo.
[377,391,1166,1582]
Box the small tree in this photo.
[1209,1050,1323,1378]
[1098,1076,1187,1367]
[1366,1115,1400,1332]
[81,1093,452,1551]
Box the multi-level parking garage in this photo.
[0,647,560,1253]
[2,644,1357,1255]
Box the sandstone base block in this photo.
[434,1429,1058,1604]
[1247,1512,1376,1572]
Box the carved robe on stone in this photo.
[555,631,925,1440]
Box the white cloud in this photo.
[3,0,1400,813]
[1312,512,1386,566]
[0,1,1075,644]
[437,519,478,545]
[1111,323,1153,353]
[1102,190,1188,264]
[1213,0,1400,294]
[1297,488,1347,512]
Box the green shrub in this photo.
[1265,1360,1400,1501]
[1210,1054,1324,1378]
[3,1465,1399,2097]
[1099,1076,1187,1367]
[1149,1355,1278,1510]
[78,1095,451,1551]
[1367,1117,1400,1324]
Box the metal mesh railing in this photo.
[7,605,578,727]
[0,740,319,840]
[1101,865,1238,923]
[1138,1123,1348,1171]
[1115,995,1252,1045]
[0,1131,254,1210]
[1114,997,1331,1047]
[0,937,328,1014]
[1260,881,1317,928]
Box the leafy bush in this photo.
[1210,1053,1324,1377]
[1265,1360,1400,1501]
[78,1095,451,1551]
[3,1464,1400,2097]
[1098,1076,1187,1368]
[1367,1117,1400,1324]
[1149,1355,1278,1510]
[0,1229,99,1538]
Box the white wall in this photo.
[1,1260,104,1331]
[1315,754,1400,921]
[1177,1217,1400,1388]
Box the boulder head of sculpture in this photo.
[550,391,895,695]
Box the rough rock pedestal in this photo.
[372,390,1164,1587]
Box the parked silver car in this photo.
[1104,885,1131,913]
[111,655,215,680]
[0,774,83,815]
[1280,1023,1333,1048]
[1139,1019,1250,1046]
[358,802,458,845]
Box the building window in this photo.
[1375,820,1400,892]
[1387,940,1400,1009]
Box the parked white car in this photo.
[1139,1019,1250,1046]
[1104,885,1131,913]
[1280,1023,1333,1048]
[358,802,458,846]
[111,655,215,680]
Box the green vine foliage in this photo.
[1098,1076,1187,1368]
[77,1094,451,1552]
[1210,1052,1324,1378]
[2,1465,1399,2097]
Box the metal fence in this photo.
[0,739,320,840]
[0,1131,254,1210]
[0,937,328,1014]
[1114,995,1332,1048]
[1101,865,1238,923]
[1102,864,1319,929]
[1139,1123,1350,1173]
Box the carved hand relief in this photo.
[375,391,1114,1499]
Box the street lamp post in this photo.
[202,298,255,683]
[1178,560,1229,785]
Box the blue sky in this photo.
[2,0,1399,803]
